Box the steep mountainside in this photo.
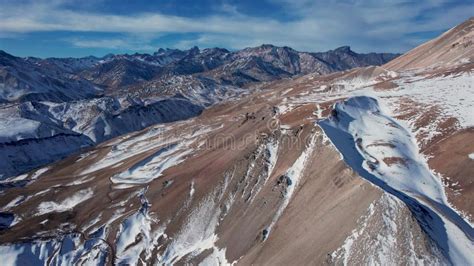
[384,17,474,71]
[0,51,101,103]
[0,18,472,265]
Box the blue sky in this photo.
[0,0,473,58]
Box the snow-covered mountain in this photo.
[0,17,473,265]
[0,51,102,103]
[0,45,398,180]
[2,45,399,99]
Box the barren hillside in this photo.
[0,17,473,266]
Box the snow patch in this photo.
[36,188,93,216]
[110,143,192,186]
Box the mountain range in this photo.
[0,45,398,179]
[0,17,473,266]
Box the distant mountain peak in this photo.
[259,44,275,49]
[0,50,14,57]
[189,46,200,54]
[334,46,352,53]
[203,47,230,53]
[102,53,115,59]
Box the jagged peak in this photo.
[259,44,275,49]
[201,47,230,54]
[333,46,352,53]
[189,46,200,53]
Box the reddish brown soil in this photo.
[424,128,474,221]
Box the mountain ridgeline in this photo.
[0,45,398,179]
[0,45,398,102]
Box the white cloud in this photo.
[0,0,472,52]
[66,38,155,51]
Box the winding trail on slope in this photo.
[318,96,473,264]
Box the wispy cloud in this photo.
[0,0,472,52]
[65,37,156,51]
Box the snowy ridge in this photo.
[0,231,109,265]
[0,190,163,265]
[159,182,231,265]
[319,96,474,264]
[115,190,164,264]
[331,193,447,265]
[264,133,316,239]
[0,191,160,265]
